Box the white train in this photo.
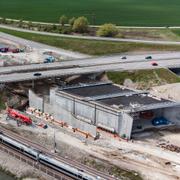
[0,133,103,180]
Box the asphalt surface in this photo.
[1,58,180,83]
[1,27,180,83]
[2,24,180,45]
[1,52,180,75]
[0,31,89,59]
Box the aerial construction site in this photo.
[1,25,180,180]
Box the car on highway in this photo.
[151,61,158,66]
[33,73,42,76]
[12,48,20,53]
[0,47,9,53]
[121,56,127,60]
[145,56,152,60]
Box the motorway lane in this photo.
[1,52,180,75]
[1,59,180,83]
[2,24,180,45]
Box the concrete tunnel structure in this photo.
[29,81,180,139]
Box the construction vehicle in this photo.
[44,56,55,63]
[7,108,32,125]
[37,122,48,129]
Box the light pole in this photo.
[53,129,57,153]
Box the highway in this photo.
[0,58,180,83]
[1,52,180,75]
[2,24,180,45]
[1,27,180,83]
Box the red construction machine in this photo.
[7,108,32,125]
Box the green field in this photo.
[1,0,180,26]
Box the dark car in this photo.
[145,56,152,60]
[121,56,127,60]
[0,47,9,53]
[12,48,20,53]
[151,61,158,66]
[33,73,42,76]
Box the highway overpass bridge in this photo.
[1,53,180,75]
[0,58,180,84]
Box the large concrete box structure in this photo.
[29,82,180,139]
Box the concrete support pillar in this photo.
[73,98,76,115]
[31,80,34,89]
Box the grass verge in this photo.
[2,28,180,55]
[107,69,180,89]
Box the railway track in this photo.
[2,129,179,180]
[0,143,74,180]
[0,127,115,180]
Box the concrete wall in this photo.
[44,102,54,114]
[30,89,134,139]
[50,91,97,137]
[29,90,44,111]
[120,112,133,139]
[153,109,163,118]
[96,108,120,132]
[75,101,95,123]
[50,90,126,136]
[163,106,180,125]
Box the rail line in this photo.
[0,127,115,180]
[1,128,179,180]
[0,143,74,180]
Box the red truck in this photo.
[7,108,32,125]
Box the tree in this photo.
[97,23,118,37]
[18,19,24,28]
[27,21,33,29]
[59,15,68,26]
[69,17,76,26]
[72,16,89,33]
[1,17,7,24]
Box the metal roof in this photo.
[59,82,178,112]
[62,83,133,98]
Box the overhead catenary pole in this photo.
[53,129,57,153]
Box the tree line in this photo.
[0,15,119,37]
